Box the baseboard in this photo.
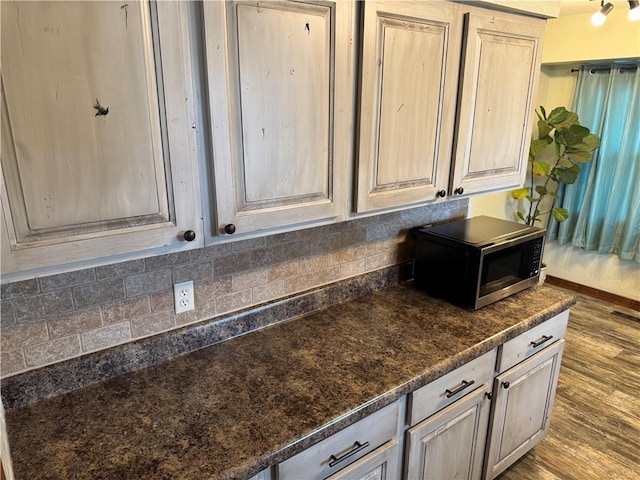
[546,276,640,312]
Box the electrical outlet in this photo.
[174,281,195,314]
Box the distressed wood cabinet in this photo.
[203,0,355,237]
[450,11,545,197]
[355,1,545,212]
[405,387,490,480]
[278,401,401,480]
[272,311,569,480]
[404,349,495,480]
[355,1,462,212]
[325,440,400,480]
[483,315,566,479]
[0,1,202,277]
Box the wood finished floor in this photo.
[498,288,640,480]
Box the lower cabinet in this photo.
[326,440,400,480]
[405,386,491,480]
[275,311,569,480]
[483,339,565,479]
[404,350,496,480]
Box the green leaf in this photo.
[558,157,575,168]
[511,187,530,200]
[532,161,551,176]
[572,133,601,152]
[554,130,568,146]
[565,149,593,163]
[563,125,591,147]
[552,207,569,222]
[530,138,551,157]
[537,119,552,139]
[555,141,562,157]
[556,165,580,184]
[539,106,547,119]
[554,111,579,130]
[546,107,569,125]
[569,124,590,137]
[516,211,526,222]
[535,185,548,196]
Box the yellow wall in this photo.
[542,9,640,64]
[536,65,577,110]
[471,11,640,301]
[469,0,560,18]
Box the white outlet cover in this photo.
[174,281,195,314]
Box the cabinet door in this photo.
[355,1,462,212]
[203,1,354,236]
[405,385,491,480]
[326,440,399,480]
[484,339,564,480]
[0,1,202,276]
[450,12,544,197]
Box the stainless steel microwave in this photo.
[412,216,546,310]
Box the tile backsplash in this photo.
[0,200,468,378]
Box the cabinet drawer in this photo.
[325,439,399,480]
[278,401,400,480]
[497,310,569,373]
[408,349,496,425]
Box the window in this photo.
[549,64,640,263]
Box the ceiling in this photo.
[559,0,631,16]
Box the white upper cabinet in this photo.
[450,12,545,196]
[1,1,202,276]
[203,1,355,237]
[356,1,462,212]
[355,1,545,212]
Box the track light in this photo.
[629,0,640,21]
[591,1,614,26]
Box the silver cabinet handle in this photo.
[531,335,553,348]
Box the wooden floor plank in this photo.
[497,288,640,480]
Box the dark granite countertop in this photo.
[4,283,575,480]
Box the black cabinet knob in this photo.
[224,224,236,235]
[183,230,196,242]
[436,190,446,198]
[454,187,464,195]
[502,381,510,389]
[485,391,493,400]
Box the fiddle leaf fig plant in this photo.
[511,106,600,226]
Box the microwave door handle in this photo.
[482,232,544,254]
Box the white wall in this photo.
[470,13,640,302]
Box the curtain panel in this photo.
[549,64,640,263]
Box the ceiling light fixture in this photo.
[591,1,614,26]
[629,0,640,21]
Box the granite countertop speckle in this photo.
[5,283,575,480]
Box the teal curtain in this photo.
[548,64,640,263]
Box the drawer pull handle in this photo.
[445,379,475,398]
[530,335,553,348]
[329,441,370,468]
